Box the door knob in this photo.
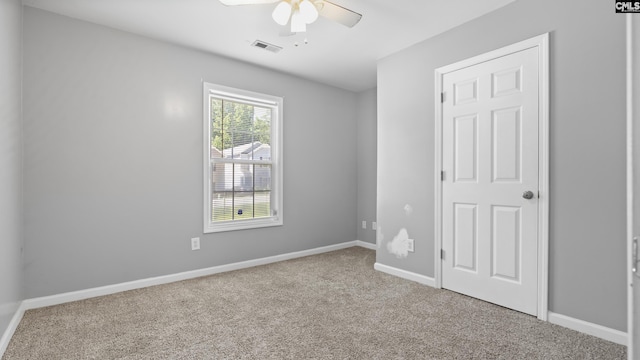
[522,191,534,200]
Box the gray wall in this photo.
[356,88,376,244]
[376,0,627,331]
[0,0,23,337]
[23,7,358,298]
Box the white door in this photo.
[441,46,539,316]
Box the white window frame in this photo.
[203,82,283,233]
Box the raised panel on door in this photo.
[454,78,478,106]
[454,114,478,183]
[491,205,521,283]
[492,107,522,183]
[492,66,522,98]
[453,203,478,272]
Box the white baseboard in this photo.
[23,240,369,310]
[0,302,26,357]
[2,240,371,357]
[8,243,626,355]
[547,311,628,346]
[354,240,376,250]
[374,262,436,287]
[372,265,627,346]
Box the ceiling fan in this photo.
[218,0,362,33]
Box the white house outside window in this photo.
[203,83,283,233]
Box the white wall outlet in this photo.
[372,222,377,230]
[191,237,200,251]
[361,220,367,229]
[407,238,415,252]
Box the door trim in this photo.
[627,13,637,359]
[434,33,549,321]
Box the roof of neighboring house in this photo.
[251,144,271,160]
[211,147,222,159]
[222,142,270,159]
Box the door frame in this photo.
[433,33,550,321]
[627,13,638,359]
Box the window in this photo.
[203,83,283,233]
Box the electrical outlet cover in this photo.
[191,237,200,250]
[407,238,415,252]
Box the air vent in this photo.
[251,40,283,53]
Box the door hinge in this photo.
[441,249,445,260]
[441,171,445,181]
[441,92,445,103]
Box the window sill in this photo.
[204,217,283,233]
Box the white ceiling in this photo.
[21,0,515,92]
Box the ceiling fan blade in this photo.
[219,0,279,6]
[317,1,362,28]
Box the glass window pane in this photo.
[212,191,233,222]
[211,164,272,222]
[211,98,223,159]
[254,106,271,160]
[212,164,233,221]
[213,99,272,162]
[223,101,253,159]
[233,163,253,191]
[254,190,271,218]
[212,163,232,192]
[253,107,271,144]
[233,192,254,220]
[254,164,271,191]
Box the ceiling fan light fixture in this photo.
[299,0,318,24]
[290,9,306,32]
[272,1,292,26]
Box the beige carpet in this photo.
[3,247,626,359]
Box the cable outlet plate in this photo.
[191,237,200,251]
